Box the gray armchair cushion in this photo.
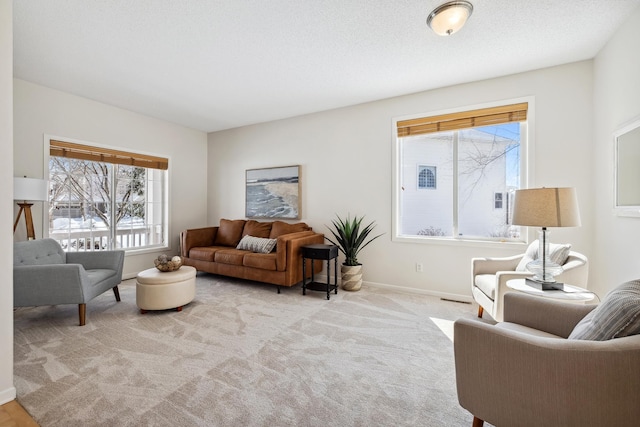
[503,292,596,338]
[569,279,640,340]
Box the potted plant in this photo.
[326,214,383,291]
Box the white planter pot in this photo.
[341,264,363,291]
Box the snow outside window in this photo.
[48,142,168,252]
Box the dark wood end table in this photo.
[301,244,339,300]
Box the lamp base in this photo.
[13,202,36,240]
[526,258,563,282]
[525,277,564,291]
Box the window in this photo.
[48,139,169,252]
[395,102,527,241]
[418,165,436,189]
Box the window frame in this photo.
[391,97,533,247]
[44,135,171,254]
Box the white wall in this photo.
[208,61,594,300]
[592,6,640,298]
[1,0,16,405]
[5,1,636,409]
[13,79,209,278]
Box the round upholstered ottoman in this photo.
[136,266,196,314]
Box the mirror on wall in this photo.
[615,116,640,217]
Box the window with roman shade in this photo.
[48,139,169,251]
[394,101,528,241]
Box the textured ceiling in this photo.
[12,0,640,132]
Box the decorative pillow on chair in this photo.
[236,235,277,254]
[515,240,571,272]
[569,280,640,340]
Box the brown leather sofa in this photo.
[180,219,324,291]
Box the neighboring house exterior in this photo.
[400,128,519,239]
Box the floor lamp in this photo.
[13,177,49,240]
[512,187,581,290]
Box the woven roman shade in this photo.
[50,140,169,170]
[397,102,528,138]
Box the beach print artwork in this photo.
[246,165,300,219]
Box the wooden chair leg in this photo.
[112,286,121,302]
[477,305,484,318]
[140,308,147,314]
[472,416,484,427]
[176,306,183,312]
[78,303,86,326]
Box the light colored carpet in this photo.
[14,274,479,426]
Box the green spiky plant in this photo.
[326,214,384,266]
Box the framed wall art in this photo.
[246,165,300,219]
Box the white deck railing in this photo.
[50,226,157,251]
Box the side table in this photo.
[507,279,596,302]
[302,244,338,300]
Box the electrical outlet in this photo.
[416,262,423,273]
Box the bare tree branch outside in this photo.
[49,157,147,250]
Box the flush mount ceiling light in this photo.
[427,1,474,36]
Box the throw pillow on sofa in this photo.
[214,219,246,246]
[236,235,277,254]
[569,279,640,340]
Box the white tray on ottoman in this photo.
[136,265,196,314]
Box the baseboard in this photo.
[312,274,473,304]
[122,272,138,280]
[364,280,473,303]
[0,386,17,405]
[123,270,474,303]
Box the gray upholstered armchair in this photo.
[454,292,640,427]
[14,238,125,326]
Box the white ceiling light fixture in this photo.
[427,1,474,36]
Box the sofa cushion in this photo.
[242,220,273,238]
[214,219,246,247]
[236,235,277,254]
[214,249,247,266]
[569,280,640,340]
[243,253,277,271]
[269,221,311,238]
[189,247,221,262]
[515,240,571,272]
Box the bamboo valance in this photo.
[50,140,169,170]
[397,102,528,138]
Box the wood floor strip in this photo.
[0,400,39,427]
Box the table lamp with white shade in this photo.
[13,177,49,240]
[512,187,581,290]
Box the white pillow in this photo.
[515,240,571,272]
[236,235,277,254]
